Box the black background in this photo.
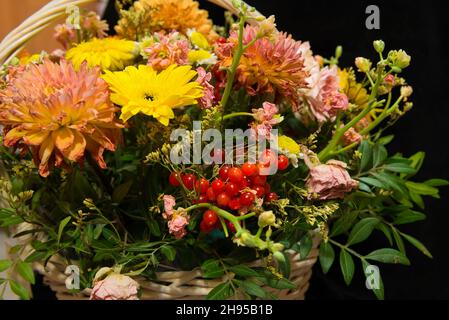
[34,0,449,300]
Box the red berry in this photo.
[254,186,265,197]
[278,155,289,171]
[219,165,230,180]
[169,172,181,187]
[203,210,218,227]
[206,187,217,201]
[242,162,258,177]
[251,175,267,186]
[196,178,209,194]
[227,221,237,233]
[225,182,240,197]
[265,192,279,203]
[239,177,250,190]
[211,179,225,193]
[228,198,241,211]
[217,193,231,207]
[200,220,213,233]
[228,167,244,183]
[197,194,208,203]
[240,192,255,207]
[182,174,196,190]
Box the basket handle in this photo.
[0,0,265,66]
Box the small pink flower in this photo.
[168,215,190,239]
[90,274,139,300]
[342,127,362,146]
[250,102,282,138]
[163,195,176,219]
[196,67,215,109]
[144,32,189,71]
[307,66,349,122]
[306,160,358,200]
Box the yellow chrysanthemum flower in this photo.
[278,135,301,155]
[66,38,138,71]
[338,69,369,108]
[102,64,204,125]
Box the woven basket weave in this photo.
[1,0,321,300]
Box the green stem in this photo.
[360,95,403,136]
[222,112,254,121]
[329,239,366,261]
[319,65,386,161]
[220,15,246,110]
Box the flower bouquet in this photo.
[0,0,446,300]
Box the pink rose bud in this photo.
[90,273,140,300]
[306,160,359,200]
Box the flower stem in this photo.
[220,14,246,110]
[222,112,254,121]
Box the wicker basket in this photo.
[34,234,320,300]
[1,0,321,300]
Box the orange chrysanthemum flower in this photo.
[115,0,217,41]
[0,60,123,177]
[217,26,309,108]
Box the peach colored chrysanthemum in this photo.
[217,26,309,108]
[115,0,217,42]
[143,32,189,72]
[0,60,123,177]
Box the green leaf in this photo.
[377,135,394,145]
[392,228,406,254]
[365,248,410,265]
[424,179,449,187]
[238,280,267,298]
[25,251,51,263]
[409,191,425,209]
[206,282,234,300]
[148,219,161,237]
[372,172,408,194]
[201,259,225,279]
[9,280,30,300]
[408,152,425,175]
[406,181,439,196]
[319,242,335,274]
[299,233,313,260]
[384,163,416,174]
[362,260,384,300]
[339,249,355,286]
[277,252,291,278]
[393,210,426,225]
[373,144,388,167]
[0,260,13,272]
[161,245,176,262]
[57,216,72,244]
[358,177,386,189]
[112,180,133,203]
[255,270,296,290]
[330,210,359,237]
[358,182,372,193]
[15,261,35,284]
[229,265,259,277]
[359,141,373,171]
[347,218,379,246]
[400,233,432,258]
[376,223,393,246]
